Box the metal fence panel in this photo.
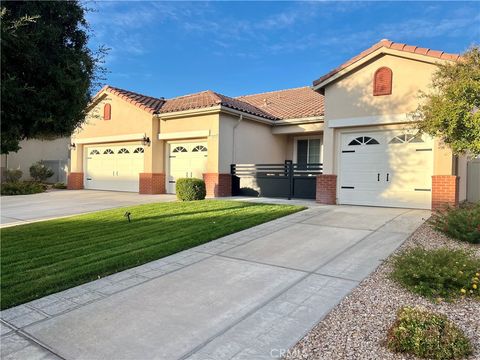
[231,161,322,199]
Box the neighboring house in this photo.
[68,39,468,210]
[1,137,70,183]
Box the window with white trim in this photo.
[118,148,130,154]
[192,145,207,152]
[348,136,379,146]
[297,139,321,164]
[103,149,114,154]
[389,134,424,144]
[90,149,100,155]
[172,146,187,153]
[133,147,144,153]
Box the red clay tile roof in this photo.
[97,85,324,120]
[159,90,276,120]
[237,87,324,120]
[313,39,461,87]
[103,86,165,114]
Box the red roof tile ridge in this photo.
[106,85,163,101]
[166,89,216,101]
[236,86,311,99]
[102,85,165,114]
[313,39,461,87]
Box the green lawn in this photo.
[0,200,304,309]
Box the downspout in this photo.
[232,114,243,164]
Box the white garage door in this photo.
[338,131,433,209]
[85,145,144,192]
[168,142,208,193]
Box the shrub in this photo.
[52,182,67,189]
[387,306,472,360]
[429,203,480,244]
[5,169,23,182]
[1,181,46,195]
[391,248,480,302]
[29,161,54,182]
[176,178,206,201]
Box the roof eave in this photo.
[274,116,324,125]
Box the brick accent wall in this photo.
[316,174,337,205]
[203,173,232,197]
[67,172,84,190]
[139,173,166,194]
[432,175,459,210]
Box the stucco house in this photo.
[68,39,467,210]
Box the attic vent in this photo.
[373,67,393,96]
[104,103,111,120]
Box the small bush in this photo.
[52,182,67,189]
[391,247,480,302]
[387,306,472,360]
[176,178,206,201]
[29,161,54,182]
[429,203,480,244]
[5,169,23,182]
[1,181,46,195]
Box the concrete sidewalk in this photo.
[0,204,430,360]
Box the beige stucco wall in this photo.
[71,92,154,173]
[324,54,441,121]
[2,137,70,181]
[218,114,288,173]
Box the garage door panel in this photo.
[85,145,144,192]
[339,131,433,209]
[168,142,208,194]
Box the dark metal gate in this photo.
[230,161,323,199]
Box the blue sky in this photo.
[86,1,480,98]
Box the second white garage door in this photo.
[85,145,144,192]
[168,142,208,193]
[338,131,433,209]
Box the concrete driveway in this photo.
[0,204,430,360]
[0,190,176,227]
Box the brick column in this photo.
[432,175,459,210]
[67,172,84,190]
[203,173,232,197]
[316,174,337,205]
[139,173,166,194]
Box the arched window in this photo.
[133,147,144,153]
[348,136,380,146]
[118,148,129,154]
[172,146,187,153]
[389,134,424,144]
[103,149,114,154]
[373,67,393,96]
[192,145,207,152]
[90,149,100,155]
[104,103,111,120]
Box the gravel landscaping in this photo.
[286,223,480,360]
